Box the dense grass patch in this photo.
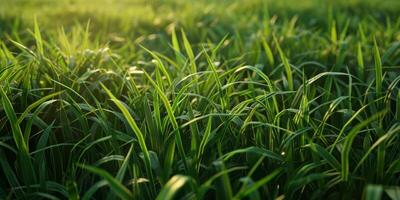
[0,0,400,199]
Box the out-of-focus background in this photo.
[1,0,399,39]
[2,0,399,63]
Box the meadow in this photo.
[0,0,400,199]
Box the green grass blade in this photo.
[373,37,383,97]
[17,91,64,124]
[357,42,365,79]
[261,38,274,67]
[156,175,190,200]
[396,91,400,121]
[273,34,293,90]
[0,150,23,196]
[0,87,28,153]
[306,143,341,171]
[196,116,212,169]
[33,17,44,56]
[100,84,153,182]
[181,29,196,74]
[143,71,189,172]
[236,168,282,199]
[341,109,387,181]
[221,146,283,162]
[79,164,133,200]
[141,46,172,86]
[365,185,383,200]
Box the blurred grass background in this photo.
[1,0,399,38]
[1,0,399,64]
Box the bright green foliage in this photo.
[0,0,400,199]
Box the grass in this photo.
[0,0,400,199]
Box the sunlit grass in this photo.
[0,0,400,199]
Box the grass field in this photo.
[0,0,400,199]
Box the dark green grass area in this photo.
[0,0,400,199]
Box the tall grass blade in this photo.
[79,164,133,200]
[101,84,154,183]
[273,35,293,90]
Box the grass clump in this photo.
[0,0,400,199]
